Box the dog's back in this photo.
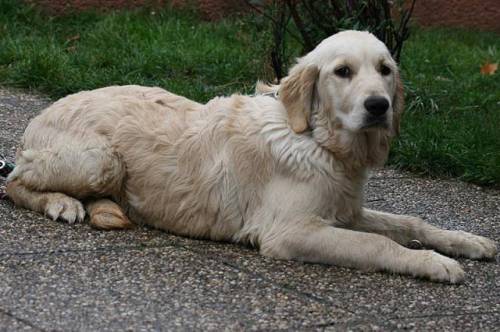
[22,85,203,148]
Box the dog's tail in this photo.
[255,80,279,95]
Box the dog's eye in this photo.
[380,65,392,76]
[334,66,351,78]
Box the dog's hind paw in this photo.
[87,199,133,230]
[44,194,85,224]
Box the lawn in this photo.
[394,29,500,186]
[0,1,269,100]
[0,0,499,186]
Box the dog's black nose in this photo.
[364,96,389,116]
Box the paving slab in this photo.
[0,88,499,331]
[1,247,349,331]
[177,238,500,320]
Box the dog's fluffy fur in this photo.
[7,31,496,282]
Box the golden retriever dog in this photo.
[6,31,496,283]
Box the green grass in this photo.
[0,1,270,101]
[0,0,499,186]
[395,29,500,186]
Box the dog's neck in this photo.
[314,128,390,178]
[308,106,390,175]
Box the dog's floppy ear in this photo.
[279,65,319,133]
[391,71,404,137]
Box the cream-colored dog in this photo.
[7,31,496,283]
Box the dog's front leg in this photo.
[259,216,465,283]
[350,209,497,260]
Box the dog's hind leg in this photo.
[7,182,132,230]
[6,180,86,223]
[6,131,126,225]
[7,133,125,199]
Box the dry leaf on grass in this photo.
[480,62,498,75]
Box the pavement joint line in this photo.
[0,307,49,332]
[174,243,361,317]
[392,309,500,320]
[0,242,181,259]
[305,310,500,330]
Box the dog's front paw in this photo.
[412,251,465,284]
[428,230,497,260]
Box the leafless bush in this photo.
[245,0,416,80]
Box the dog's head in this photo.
[279,30,404,165]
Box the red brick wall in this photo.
[197,0,249,20]
[411,0,500,32]
[25,0,249,19]
[26,0,500,32]
[26,0,167,14]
